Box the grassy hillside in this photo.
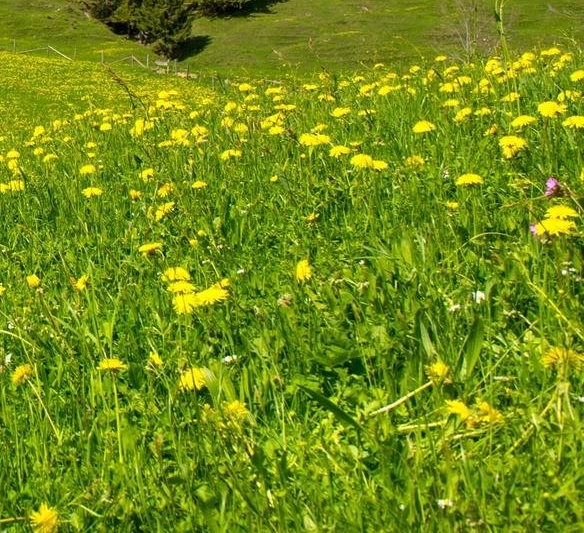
[0,1,582,73]
[0,43,584,530]
[0,0,148,62]
[189,0,584,72]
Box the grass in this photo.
[0,1,584,531]
[0,37,584,530]
[0,1,582,72]
[0,0,147,62]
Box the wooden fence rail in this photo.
[6,40,189,77]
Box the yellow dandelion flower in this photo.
[234,123,249,135]
[540,47,562,57]
[533,218,576,236]
[155,202,175,221]
[30,502,59,533]
[82,187,103,198]
[195,285,229,306]
[439,82,459,93]
[306,212,319,223]
[238,83,254,92]
[191,124,209,137]
[454,107,472,122]
[500,91,521,103]
[172,292,198,314]
[156,183,173,198]
[412,120,436,133]
[26,274,41,288]
[299,133,331,147]
[538,101,567,118]
[484,124,498,136]
[442,98,460,108]
[270,175,279,182]
[140,168,154,181]
[446,201,459,210]
[425,361,450,383]
[545,205,579,219]
[563,116,584,129]
[268,125,285,135]
[72,274,89,292]
[6,149,20,159]
[350,153,387,170]
[98,358,128,372]
[99,122,112,132]
[499,135,527,158]
[446,399,472,421]
[179,367,206,391]
[161,267,191,283]
[329,145,351,158]
[138,242,163,256]
[7,180,24,192]
[192,180,207,189]
[558,90,582,102]
[456,173,483,186]
[223,399,249,420]
[296,259,312,282]
[43,154,58,164]
[510,115,537,128]
[569,69,584,82]
[33,125,46,138]
[129,189,141,200]
[331,107,351,118]
[405,155,425,168]
[542,346,584,370]
[372,159,388,170]
[12,363,33,385]
[167,281,197,294]
[147,351,163,368]
[7,159,21,174]
[220,149,242,160]
[79,164,96,175]
[473,401,504,426]
[475,106,491,116]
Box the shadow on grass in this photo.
[203,0,289,19]
[175,35,212,60]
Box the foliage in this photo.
[80,0,198,58]
[0,43,584,530]
[194,0,252,16]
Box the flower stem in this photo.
[112,378,124,464]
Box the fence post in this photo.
[12,39,16,52]
[146,54,149,68]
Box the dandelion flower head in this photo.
[30,502,59,533]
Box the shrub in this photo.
[194,0,252,16]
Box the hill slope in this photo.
[0,0,582,72]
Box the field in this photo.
[0,0,583,71]
[0,1,584,532]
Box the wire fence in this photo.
[5,39,196,78]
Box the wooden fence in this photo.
[7,40,192,78]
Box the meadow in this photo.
[0,18,584,532]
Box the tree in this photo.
[79,0,198,59]
[135,0,198,58]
